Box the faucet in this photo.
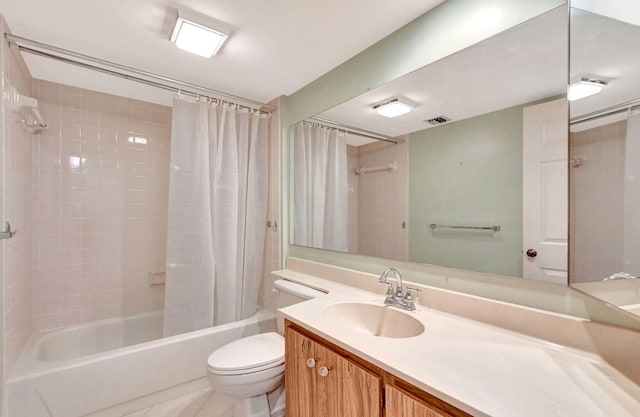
[379,267,404,297]
[378,267,421,311]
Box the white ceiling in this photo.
[569,8,640,120]
[316,7,567,138]
[0,0,445,106]
[571,0,640,28]
[315,3,640,141]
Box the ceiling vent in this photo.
[425,116,451,125]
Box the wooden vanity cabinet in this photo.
[386,384,453,417]
[284,324,382,416]
[285,321,472,417]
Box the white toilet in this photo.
[206,279,324,417]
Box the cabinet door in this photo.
[386,385,450,417]
[339,356,381,416]
[285,326,381,417]
[285,326,317,417]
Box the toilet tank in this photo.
[273,279,325,308]
[273,279,325,333]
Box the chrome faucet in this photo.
[378,267,421,311]
[379,267,403,297]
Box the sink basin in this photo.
[322,302,425,338]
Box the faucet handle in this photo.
[404,286,421,301]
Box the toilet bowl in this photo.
[206,280,325,417]
[207,332,284,417]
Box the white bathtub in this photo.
[31,311,164,363]
[8,310,277,417]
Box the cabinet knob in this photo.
[306,358,316,368]
[318,366,330,377]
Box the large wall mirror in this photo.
[569,0,640,317]
[289,5,569,283]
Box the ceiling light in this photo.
[170,12,229,58]
[374,99,413,118]
[568,79,607,102]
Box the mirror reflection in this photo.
[291,6,569,281]
[569,2,640,315]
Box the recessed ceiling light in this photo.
[568,79,607,102]
[170,11,229,58]
[374,99,413,118]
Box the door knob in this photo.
[526,249,537,258]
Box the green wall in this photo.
[408,104,525,276]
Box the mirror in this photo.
[569,1,640,316]
[290,6,569,280]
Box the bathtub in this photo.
[28,311,164,363]
[8,310,277,417]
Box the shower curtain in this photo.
[292,122,348,251]
[163,99,269,336]
[624,111,640,275]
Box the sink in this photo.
[322,302,425,338]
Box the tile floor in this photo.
[123,388,234,417]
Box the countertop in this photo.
[275,270,640,417]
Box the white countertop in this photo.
[276,271,640,417]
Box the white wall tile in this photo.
[570,121,626,283]
[1,21,35,374]
[356,139,409,261]
[31,79,171,331]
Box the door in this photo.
[522,98,568,283]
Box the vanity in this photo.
[275,259,640,417]
[285,323,468,417]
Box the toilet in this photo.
[207,279,324,417]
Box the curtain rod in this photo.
[570,97,640,125]
[305,117,404,144]
[5,33,275,113]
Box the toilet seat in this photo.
[207,332,284,376]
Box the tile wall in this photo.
[356,139,409,261]
[259,98,282,311]
[569,121,625,283]
[1,42,278,381]
[31,80,171,331]
[1,18,34,376]
[346,145,359,253]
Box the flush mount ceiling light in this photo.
[568,79,607,102]
[170,11,229,58]
[374,99,413,118]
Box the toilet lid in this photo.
[207,332,284,373]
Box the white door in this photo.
[522,98,568,283]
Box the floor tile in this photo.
[145,388,213,417]
[122,409,150,417]
[194,391,235,417]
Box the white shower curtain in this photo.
[293,122,348,251]
[163,99,269,337]
[624,111,640,275]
